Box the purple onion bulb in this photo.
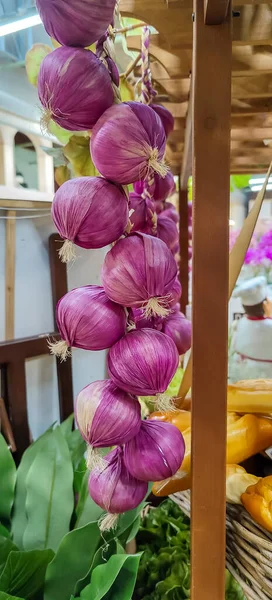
[107,328,179,396]
[124,420,185,482]
[38,46,114,131]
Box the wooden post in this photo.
[49,234,74,421]
[178,186,189,314]
[191,2,231,599]
[5,211,16,340]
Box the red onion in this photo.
[88,447,148,530]
[38,46,114,131]
[162,309,192,355]
[162,202,180,223]
[129,192,156,235]
[108,328,179,398]
[49,286,126,360]
[157,215,179,253]
[134,171,175,203]
[52,177,129,262]
[102,233,177,318]
[131,305,191,355]
[152,104,175,138]
[172,278,182,304]
[91,102,167,185]
[36,0,116,48]
[76,380,141,468]
[124,420,185,482]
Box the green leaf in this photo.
[23,427,74,552]
[74,472,103,529]
[59,415,74,438]
[48,121,72,145]
[0,549,54,599]
[0,527,10,540]
[73,540,117,598]
[25,43,52,87]
[0,538,17,567]
[126,515,141,545]
[63,136,98,178]
[79,553,142,600]
[0,435,16,525]
[66,430,86,471]
[0,592,25,600]
[44,522,101,600]
[12,427,55,549]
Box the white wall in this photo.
[0,213,108,440]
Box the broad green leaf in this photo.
[74,458,87,496]
[0,593,25,600]
[44,522,101,600]
[0,538,17,568]
[12,427,54,549]
[0,435,16,524]
[105,553,142,600]
[59,415,74,438]
[0,528,9,541]
[25,43,52,87]
[79,553,142,600]
[64,136,98,178]
[73,540,117,598]
[115,483,152,543]
[65,430,86,471]
[125,515,141,545]
[23,427,74,552]
[75,472,103,529]
[0,549,53,599]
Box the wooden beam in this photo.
[231,156,271,167]
[191,2,231,600]
[232,75,272,100]
[180,93,192,189]
[5,211,16,341]
[178,187,189,313]
[204,0,230,25]
[161,102,188,118]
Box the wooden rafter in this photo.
[204,0,230,25]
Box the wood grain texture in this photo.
[204,0,230,25]
[49,234,73,421]
[5,211,16,341]
[191,1,231,599]
[178,187,189,314]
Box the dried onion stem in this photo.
[99,513,119,532]
[48,339,71,362]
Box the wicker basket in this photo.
[171,491,272,600]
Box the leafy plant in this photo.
[0,419,147,600]
[133,500,245,600]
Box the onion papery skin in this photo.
[131,306,191,355]
[38,46,114,131]
[157,215,179,253]
[107,328,179,396]
[101,232,178,310]
[75,379,141,447]
[52,177,129,250]
[133,171,176,203]
[36,0,116,48]
[161,205,180,224]
[91,102,166,185]
[56,285,126,351]
[88,447,148,513]
[129,192,156,235]
[163,309,192,355]
[152,104,175,138]
[124,420,185,482]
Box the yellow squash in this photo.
[242,476,272,532]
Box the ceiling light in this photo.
[0,14,41,37]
